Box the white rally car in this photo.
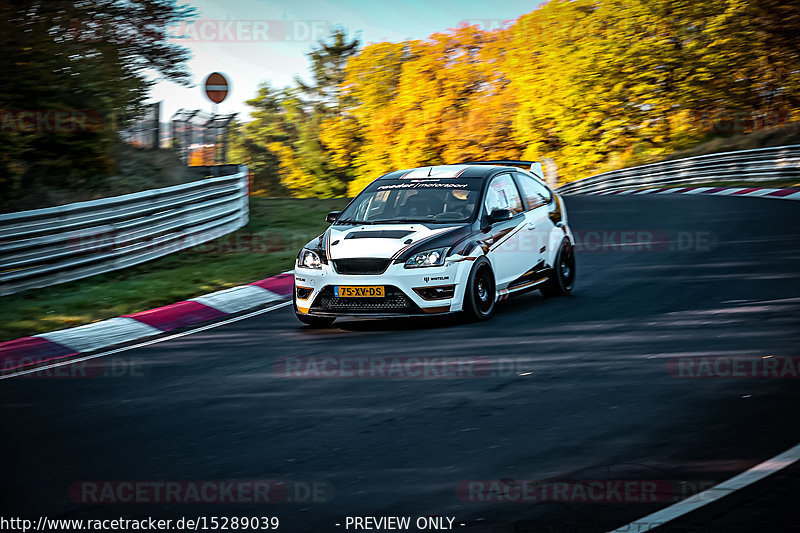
[293,161,576,326]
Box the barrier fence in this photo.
[557,145,800,195]
[4,145,798,296]
[0,166,248,296]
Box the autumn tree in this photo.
[238,0,800,195]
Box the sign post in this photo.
[203,72,230,163]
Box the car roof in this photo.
[378,164,527,181]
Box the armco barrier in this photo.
[557,145,800,195]
[0,165,249,296]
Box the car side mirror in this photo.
[487,208,513,223]
[326,211,341,223]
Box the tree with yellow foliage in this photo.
[237,0,800,196]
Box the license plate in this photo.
[335,286,385,298]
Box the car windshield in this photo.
[336,180,482,224]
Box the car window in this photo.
[484,173,524,215]
[514,172,552,210]
[336,179,482,224]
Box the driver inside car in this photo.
[444,189,477,219]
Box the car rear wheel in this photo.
[541,239,575,297]
[464,257,496,321]
[293,291,335,328]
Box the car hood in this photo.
[327,223,463,260]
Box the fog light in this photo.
[413,285,456,300]
[296,286,313,300]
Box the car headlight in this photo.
[405,247,447,268]
[297,249,322,269]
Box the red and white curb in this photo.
[576,186,800,200]
[0,273,295,374]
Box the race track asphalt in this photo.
[2,195,799,532]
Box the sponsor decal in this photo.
[377,182,470,189]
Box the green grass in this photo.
[0,197,349,342]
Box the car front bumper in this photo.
[294,259,472,317]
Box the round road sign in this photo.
[204,72,229,104]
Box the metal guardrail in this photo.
[557,145,800,195]
[0,165,249,296]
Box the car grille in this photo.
[311,286,420,314]
[332,258,393,275]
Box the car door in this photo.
[513,171,553,272]
[483,173,529,288]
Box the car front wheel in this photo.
[464,257,496,321]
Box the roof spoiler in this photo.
[460,160,544,180]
